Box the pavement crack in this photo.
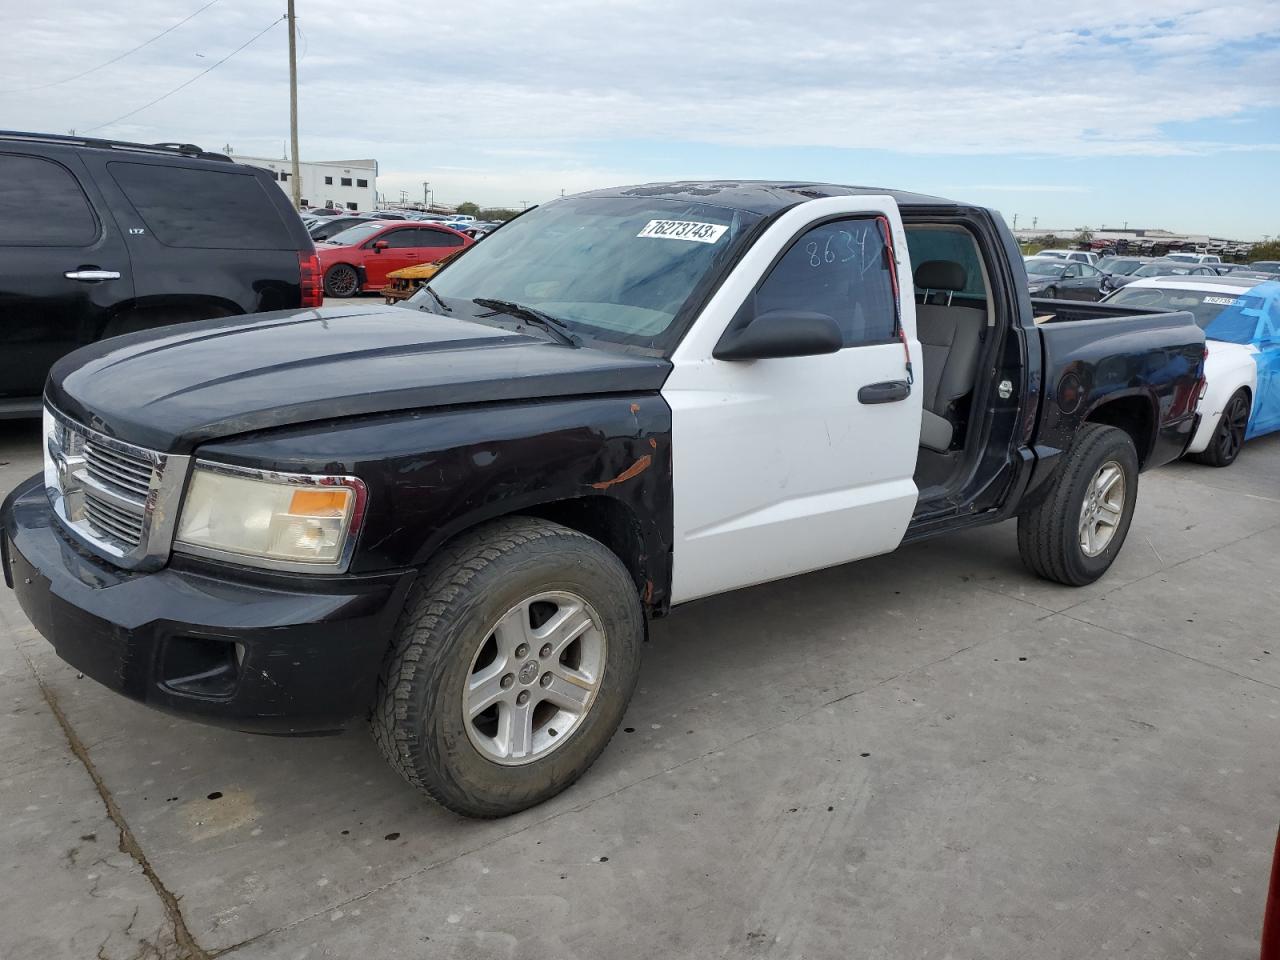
[30,670,212,960]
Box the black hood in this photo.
[47,305,671,452]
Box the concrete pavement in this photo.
[2,418,1277,960]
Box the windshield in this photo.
[1097,258,1142,275]
[324,222,384,246]
[1105,286,1265,343]
[417,196,762,349]
[1026,260,1066,276]
[1133,262,1197,277]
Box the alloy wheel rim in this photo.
[1219,396,1248,460]
[462,591,606,766]
[1078,459,1125,558]
[329,266,357,296]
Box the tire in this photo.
[1190,388,1250,467]
[324,263,360,297]
[1017,423,1139,586]
[1044,286,1059,299]
[372,517,644,818]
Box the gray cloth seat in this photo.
[914,260,985,453]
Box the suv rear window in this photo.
[0,154,98,246]
[108,162,292,250]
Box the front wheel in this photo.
[1044,285,1059,299]
[372,517,644,818]
[1191,388,1250,467]
[323,263,360,297]
[1017,423,1139,585]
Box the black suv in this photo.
[0,131,321,417]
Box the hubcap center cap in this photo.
[517,659,540,685]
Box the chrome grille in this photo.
[84,441,154,500]
[43,405,191,569]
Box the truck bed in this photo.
[1030,298,1182,326]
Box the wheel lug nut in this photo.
[539,644,552,658]
[516,690,530,705]
[540,672,553,687]
[500,674,515,689]
[515,644,529,658]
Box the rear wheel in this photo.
[1017,423,1139,585]
[324,263,360,297]
[372,517,644,818]
[1191,388,1250,467]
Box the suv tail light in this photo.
[299,251,323,308]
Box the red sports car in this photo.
[317,221,472,297]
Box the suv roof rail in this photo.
[0,130,233,162]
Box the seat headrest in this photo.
[914,260,967,292]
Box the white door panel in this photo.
[665,196,922,604]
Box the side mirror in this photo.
[372,240,389,251]
[713,310,843,361]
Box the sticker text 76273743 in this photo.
[636,220,728,244]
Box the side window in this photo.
[1063,264,1081,278]
[904,224,989,299]
[752,218,897,347]
[423,228,464,248]
[381,229,426,248]
[1079,264,1099,278]
[0,153,98,246]
[108,162,291,249]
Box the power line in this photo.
[84,15,285,134]
[0,0,223,94]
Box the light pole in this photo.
[287,0,301,208]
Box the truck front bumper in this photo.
[2,475,415,735]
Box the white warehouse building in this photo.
[232,154,378,212]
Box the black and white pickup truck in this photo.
[2,181,1205,817]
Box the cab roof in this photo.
[573,180,957,215]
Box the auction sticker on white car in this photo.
[1204,296,1240,306]
[636,220,728,243]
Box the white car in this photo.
[1031,248,1099,265]
[1164,252,1222,264]
[1103,276,1280,465]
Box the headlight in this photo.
[175,462,367,572]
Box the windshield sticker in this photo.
[637,220,728,243]
[1203,296,1240,306]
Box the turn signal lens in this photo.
[289,489,351,516]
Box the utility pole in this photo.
[287,0,301,209]
[1012,213,1019,230]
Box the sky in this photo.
[1,0,1278,239]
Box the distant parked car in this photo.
[1024,257,1113,300]
[366,210,412,220]
[1250,261,1280,276]
[0,130,321,417]
[1104,275,1280,466]
[1107,260,1218,289]
[316,221,473,296]
[309,207,347,217]
[1032,248,1099,265]
[308,215,374,241]
[1164,252,1221,264]
[1095,256,1153,277]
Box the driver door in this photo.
[664,197,923,603]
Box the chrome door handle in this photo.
[64,269,121,281]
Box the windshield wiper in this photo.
[472,297,579,346]
[422,284,452,313]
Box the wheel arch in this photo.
[413,493,665,616]
[1083,391,1157,467]
[99,294,244,339]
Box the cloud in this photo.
[1,0,1278,215]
